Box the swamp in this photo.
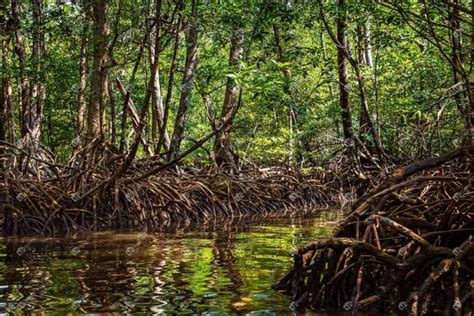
[0,0,473,314]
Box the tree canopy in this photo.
[0,0,472,167]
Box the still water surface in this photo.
[0,211,343,315]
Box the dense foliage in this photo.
[1,0,472,167]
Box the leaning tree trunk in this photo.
[86,0,109,143]
[168,0,198,162]
[158,8,182,154]
[213,29,243,172]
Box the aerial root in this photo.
[1,164,342,235]
[275,148,474,315]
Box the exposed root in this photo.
[275,147,474,315]
[0,140,343,234]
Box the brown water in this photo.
[0,211,344,315]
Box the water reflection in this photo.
[0,211,342,315]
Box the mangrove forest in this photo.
[0,0,473,314]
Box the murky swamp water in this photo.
[0,211,349,315]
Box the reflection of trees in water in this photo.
[1,240,71,312]
[74,236,149,313]
[155,219,251,313]
[149,234,195,313]
[211,222,244,293]
[0,213,341,314]
[76,258,127,311]
[149,242,175,313]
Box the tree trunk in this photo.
[470,0,474,147]
[11,0,29,139]
[147,3,169,154]
[355,27,374,145]
[373,47,382,146]
[349,40,385,161]
[2,40,15,146]
[0,6,7,147]
[119,33,147,153]
[30,0,46,143]
[115,78,152,154]
[168,0,198,161]
[1,8,15,147]
[86,0,109,143]
[109,80,116,145]
[357,23,370,139]
[319,24,339,136]
[158,11,182,154]
[0,84,5,150]
[76,10,89,138]
[1,24,14,146]
[444,0,474,171]
[113,0,162,174]
[273,24,299,165]
[348,26,383,157]
[336,0,353,141]
[213,29,243,172]
[363,21,373,68]
[321,1,383,158]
